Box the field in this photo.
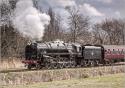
[1,73,125,88]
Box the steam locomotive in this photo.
[22,40,125,69]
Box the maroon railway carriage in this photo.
[103,45,125,63]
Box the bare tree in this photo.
[101,19,125,45]
[92,24,108,45]
[43,7,62,42]
[0,0,28,58]
[118,20,125,44]
[66,6,90,43]
[92,19,125,45]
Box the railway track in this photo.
[0,62,124,73]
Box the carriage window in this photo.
[113,49,120,54]
[117,49,120,54]
[112,49,115,53]
[121,49,125,54]
[107,49,111,54]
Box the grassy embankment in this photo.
[0,65,124,85]
[1,73,125,88]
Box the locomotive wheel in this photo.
[80,60,85,67]
[45,63,52,69]
[83,61,87,67]
[59,64,64,69]
[36,64,42,69]
[67,63,70,68]
[95,60,99,66]
[90,61,94,67]
[62,63,65,68]
[64,63,68,68]
[88,61,90,66]
[27,65,32,70]
[71,62,75,68]
[58,63,60,69]
[53,63,58,69]
[68,63,71,68]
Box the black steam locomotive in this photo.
[22,40,104,69]
[22,40,125,69]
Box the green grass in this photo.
[1,73,125,88]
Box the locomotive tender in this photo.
[22,40,125,69]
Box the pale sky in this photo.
[37,0,125,29]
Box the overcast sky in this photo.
[37,0,125,29]
[1,0,125,23]
[2,0,124,28]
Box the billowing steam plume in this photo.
[13,0,50,40]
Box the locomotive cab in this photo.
[25,43,37,60]
[23,43,43,69]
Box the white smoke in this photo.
[12,0,50,40]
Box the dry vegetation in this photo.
[0,73,125,88]
[0,65,124,85]
[0,58,24,70]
